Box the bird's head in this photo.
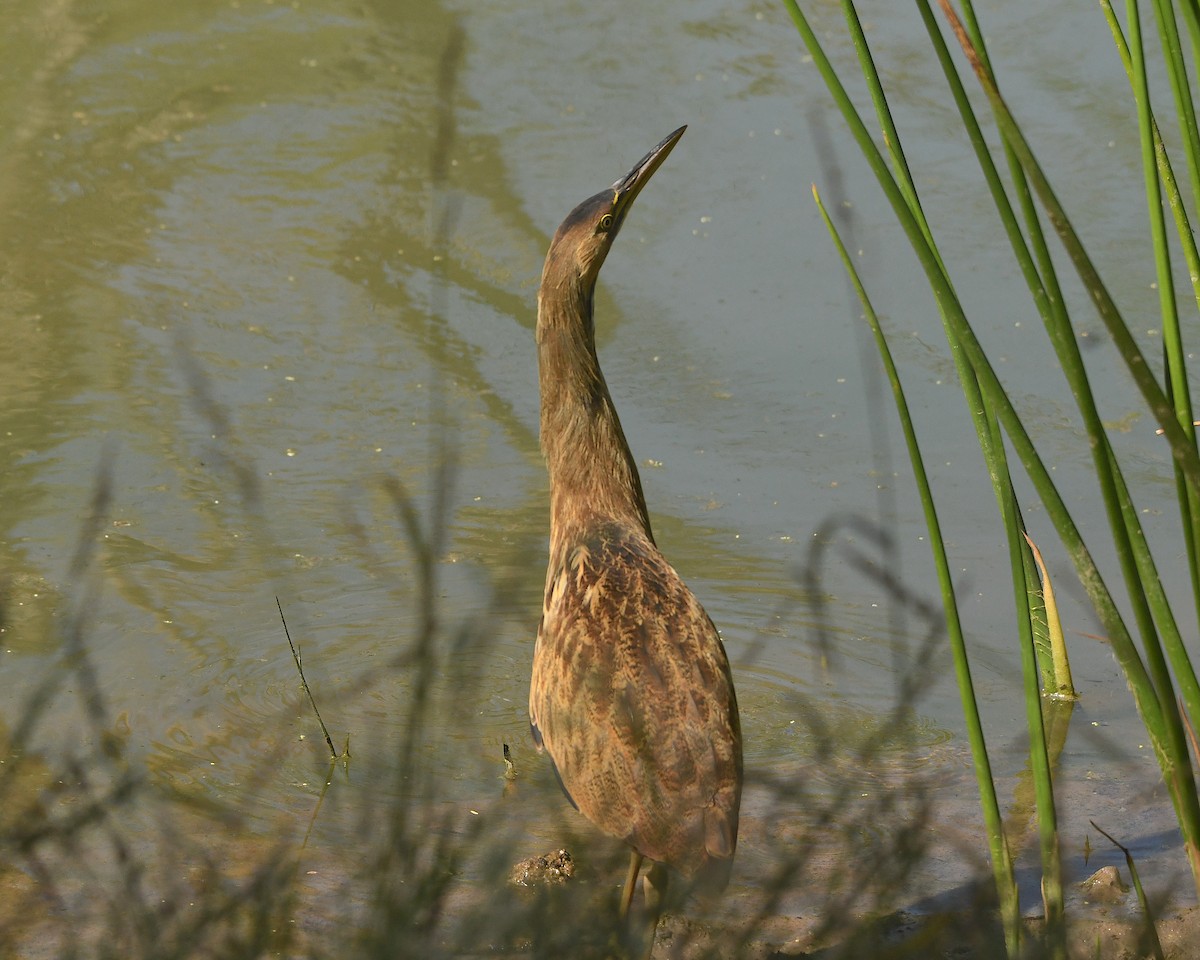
[540,126,686,296]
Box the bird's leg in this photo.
[637,862,669,960]
[619,850,644,920]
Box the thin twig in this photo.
[277,597,338,760]
[1090,821,1165,960]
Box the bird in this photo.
[528,125,743,957]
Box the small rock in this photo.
[509,849,575,886]
[1079,865,1129,903]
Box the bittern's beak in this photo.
[610,125,686,229]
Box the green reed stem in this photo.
[936,0,1200,894]
[812,184,1019,956]
[1103,0,1200,665]
[1133,0,1200,636]
[786,0,1200,909]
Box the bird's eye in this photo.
[598,213,614,231]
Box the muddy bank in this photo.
[652,903,1200,959]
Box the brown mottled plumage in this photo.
[529,126,743,953]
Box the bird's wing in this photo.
[529,529,741,879]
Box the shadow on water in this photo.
[2,425,1188,958]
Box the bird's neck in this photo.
[537,290,654,553]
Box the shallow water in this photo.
[1,0,1195,944]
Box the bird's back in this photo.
[529,521,742,887]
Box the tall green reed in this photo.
[786,0,1200,951]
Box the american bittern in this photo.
[528,126,743,956]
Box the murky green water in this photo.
[1,0,1194,948]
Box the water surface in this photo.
[1,0,1194,947]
